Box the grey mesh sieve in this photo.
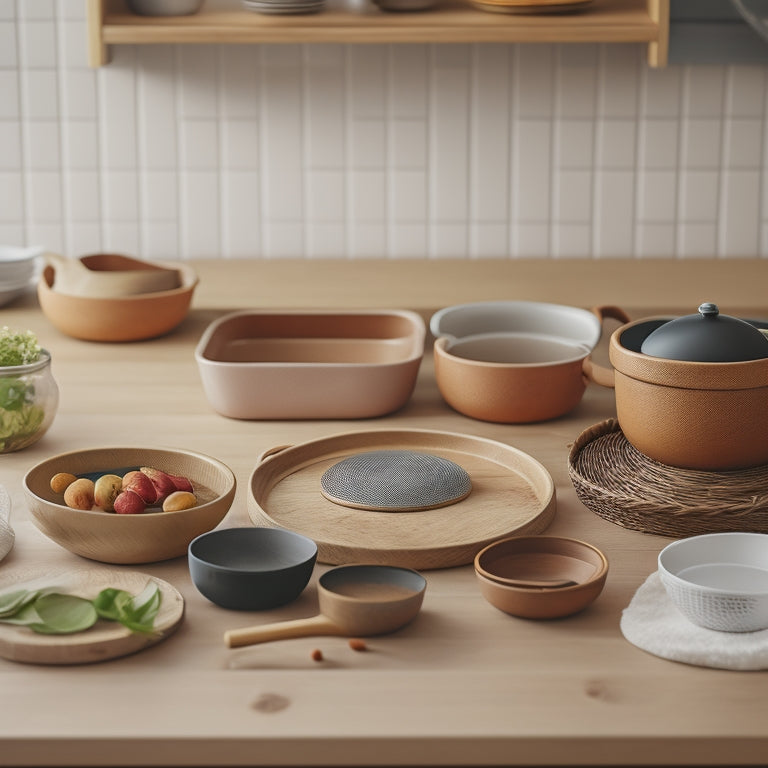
[319,449,472,512]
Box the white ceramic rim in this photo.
[430,300,602,349]
[0,245,43,263]
[658,532,768,596]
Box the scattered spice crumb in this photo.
[348,638,367,652]
[310,648,323,662]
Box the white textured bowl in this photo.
[658,533,768,632]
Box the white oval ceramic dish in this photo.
[658,532,768,632]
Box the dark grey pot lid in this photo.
[640,303,768,362]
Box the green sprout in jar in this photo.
[0,327,47,453]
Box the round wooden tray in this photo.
[248,429,556,570]
[569,419,768,537]
[0,566,184,665]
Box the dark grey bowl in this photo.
[188,527,317,611]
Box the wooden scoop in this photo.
[225,565,427,648]
[45,252,182,297]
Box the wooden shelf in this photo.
[87,0,668,67]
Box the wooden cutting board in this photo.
[248,428,556,570]
[0,566,184,665]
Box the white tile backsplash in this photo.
[719,169,761,256]
[594,169,634,258]
[0,172,23,221]
[0,122,21,169]
[24,120,60,170]
[5,7,768,259]
[0,21,16,68]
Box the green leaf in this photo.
[92,581,161,634]
[0,588,53,618]
[0,378,28,411]
[0,328,41,367]
[92,588,129,622]
[26,593,98,635]
[0,601,44,626]
[0,589,34,617]
[0,582,160,636]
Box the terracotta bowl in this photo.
[474,535,609,619]
[430,302,628,423]
[188,527,318,611]
[23,447,236,564]
[37,260,198,342]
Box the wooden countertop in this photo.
[1,258,767,767]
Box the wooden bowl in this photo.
[474,536,608,619]
[37,261,198,342]
[23,447,236,564]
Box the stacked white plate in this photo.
[241,0,324,14]
[0,245,43,308]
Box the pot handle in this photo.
[256,445,293,464]
[582,305,632,389]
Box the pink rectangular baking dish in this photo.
[195,309,425,419]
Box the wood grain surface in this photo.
[0,259,766,767]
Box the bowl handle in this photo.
[582,305,632,389]
[256,445,293,464]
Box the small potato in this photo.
[94,474,123,512]
[50,472,77,495]
[63,478,95,510]
[113,489,146,515]
[162,491,197,512]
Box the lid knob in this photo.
[698,302,719,318]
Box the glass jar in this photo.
[0,349,58,453]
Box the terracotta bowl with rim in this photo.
[474,535,609,619]
[23,446,236,564]
[38,258,198,342]
[430,301,629,423]
[585,313,768,470]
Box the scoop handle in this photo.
[224,614,341,648]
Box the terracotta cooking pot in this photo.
[431,302,629,424]
[585,303,768,470]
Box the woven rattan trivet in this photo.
[568,419,768,537]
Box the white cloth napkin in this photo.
[620,571,768,671]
